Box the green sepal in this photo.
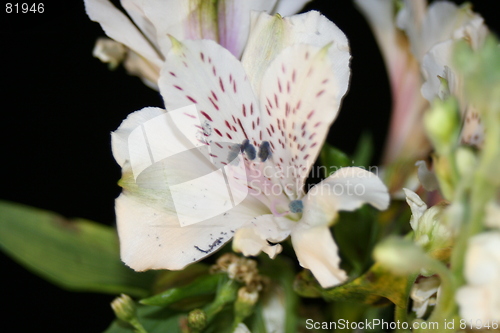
[0,200,155,297]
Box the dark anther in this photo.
[258,141,272,162]
[241,139,256,160]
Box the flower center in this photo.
[227,139,300,219]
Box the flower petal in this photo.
[259,43,350,198]
[116,190,265,271]
[84,0,162,68]
[242,11,350,96]
[217,0,277,58]
[233,214,292,258]
[303,167,389,228]
[160,39,261,157]
[291,225,347,288]
[403,188,428,230]
[272,0,311,17]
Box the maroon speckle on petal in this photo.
[250,103,254,115]
[186,96,197,103]
[242,105,246,117]
[226,133,233,139]
[225,120,232,130]
[310,142,317,148]
[307,110,315,119]
[211,91,218,101]
[233,81,237,93]
[274,94,279,108]
[200,52,205,62]
[277,79,282,93]
[200,111,213,121]
[292,70,296,82]
[303,154,310,160]
[169,72,177,77]
[174,85,183,91]
[214,128,223,137]
[237,118,248,139]
[209,97,219,110]
[314,122,321,128]
[219,77,225,92]
[316,90,325,97]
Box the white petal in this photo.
[397,0,481,61]
[92,37,126,69]
[116,191,265,271]
[242,11,350,96]
[291,225,347,288]
[272,0,310,17]
[160,39,261,156]
[402,188,428,230]
[259,43,350,198]
[111,107,166,167]
[303,167,389,227]
[84,0,161,68]
[420,40,459,104]
[122,50,161,90]
[415,160,439,192]
[121,0,160,52]
[217,0,278,58]
[233,214,292,258]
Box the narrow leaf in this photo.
[0,200,155,297]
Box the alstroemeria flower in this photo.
[85,0,311,89]
[111,11,390,288]
[355,0,429,167]
[419,9,488,149]
[355,0,489,193]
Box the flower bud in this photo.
[455,146,477,178]
[234,287,259,322]
[188,309,207,332]
[424,98,460,154]
[373,236,429,275]
[111,294,136,323]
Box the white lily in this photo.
[111,11,389,289]
[85,0,311,89]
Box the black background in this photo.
[1,1,498,332]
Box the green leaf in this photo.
[295,263,415,309]
[141,273,225,307]
[320,143,351,176]
[0,200,155,297]
[352,132,374,168]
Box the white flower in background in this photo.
[456,232,500,323]
[355,0,489,194]
[85,0,311,89]
[411,275,440,318]
[112,11,390,289]
[404,189,454,318]
[418,3,488,148]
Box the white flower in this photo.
[456,232,500,323]
[411,275,440,318]
[85,0,311,89]
[111,11,390,289]
[413,1,488,148]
